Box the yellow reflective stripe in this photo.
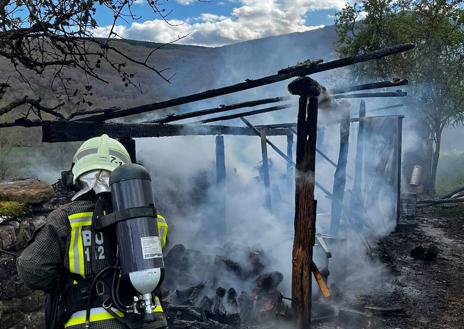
[64,308,124,328]
[67,212,93,277]
[156,214,168,249]
[68,223,77,275]
[77,226,85,276]
[153,296,164,313]
[69,212,93,220]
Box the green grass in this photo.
[0,201,25,216]
[435,152,464,196]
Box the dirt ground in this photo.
[313,206,464,329]
[373,206,464,329]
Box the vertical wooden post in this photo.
[330,113,351,235]
[119,137,137,162]
[288,77,321,329]
[353,100,366,195]
[215,135,226,236]
[396,117,403,226]
[260,131,272,210]
[287,132,294,188]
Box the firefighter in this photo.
[17,134,168,329]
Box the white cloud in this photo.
[93,0,347,46]
[175,0,194,4]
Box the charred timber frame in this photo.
[145,80,407,125]
[41,121,291,142]
[76,44,414,122]
[330,113,350,235]
[215,135,227,235]
[288,77,321,329]
[260,131,272,210]
[240,117,332,199]
[353,101,366,197]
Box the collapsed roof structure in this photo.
[1,43,415,328]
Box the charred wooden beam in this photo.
[368,103,404,113]
[287,133,294,187]
[146,81,405,124]
[334,91,407,99]
[240,117,332,198]
[146,97,290,124]
[330,79,408,94]
[196,104,292,124]
[396,118,403,227]
[288,76,321,329]
[330,113,350,235]
[260,131,272,210]
[215,135,227,236]
[353,100,366,195]
[42,121,290,142]
[78,44,414,122]
[119,137,137,162]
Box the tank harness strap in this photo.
[64,307,124,328]
[94,206,157,230]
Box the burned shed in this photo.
[4,43,414,328]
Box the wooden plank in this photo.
[334,91,407,98]
[197,104,292,124]
[147,97,289,123]
[42,121,290,142]
[353,101,366,195]
[215,135,227,236]
[330,79,408,94]
[287,133,294,186]
[260,131,272,210]
[330,114,350,235]
[288,76,321,329]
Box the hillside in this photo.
[0,25,339,126]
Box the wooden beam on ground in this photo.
[42,121,290,142]
[330,114,350,235]
[76,44,414,122]
[288,76,321,329]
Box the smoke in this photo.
[130,27,414,322]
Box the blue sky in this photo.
[93,0,348,47]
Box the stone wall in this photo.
[0,179,57,329]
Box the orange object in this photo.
[311,261,331,298]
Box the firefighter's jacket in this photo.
[17,199,168,329]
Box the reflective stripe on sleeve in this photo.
[64,307,124,328]
[67,212,93,277]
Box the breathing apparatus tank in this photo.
[108,163,164,317]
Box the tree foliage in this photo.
[335,0,464,192]
[0,0,180,123]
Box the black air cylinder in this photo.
[109,164,164,275]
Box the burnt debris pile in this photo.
[161,244,290,329]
